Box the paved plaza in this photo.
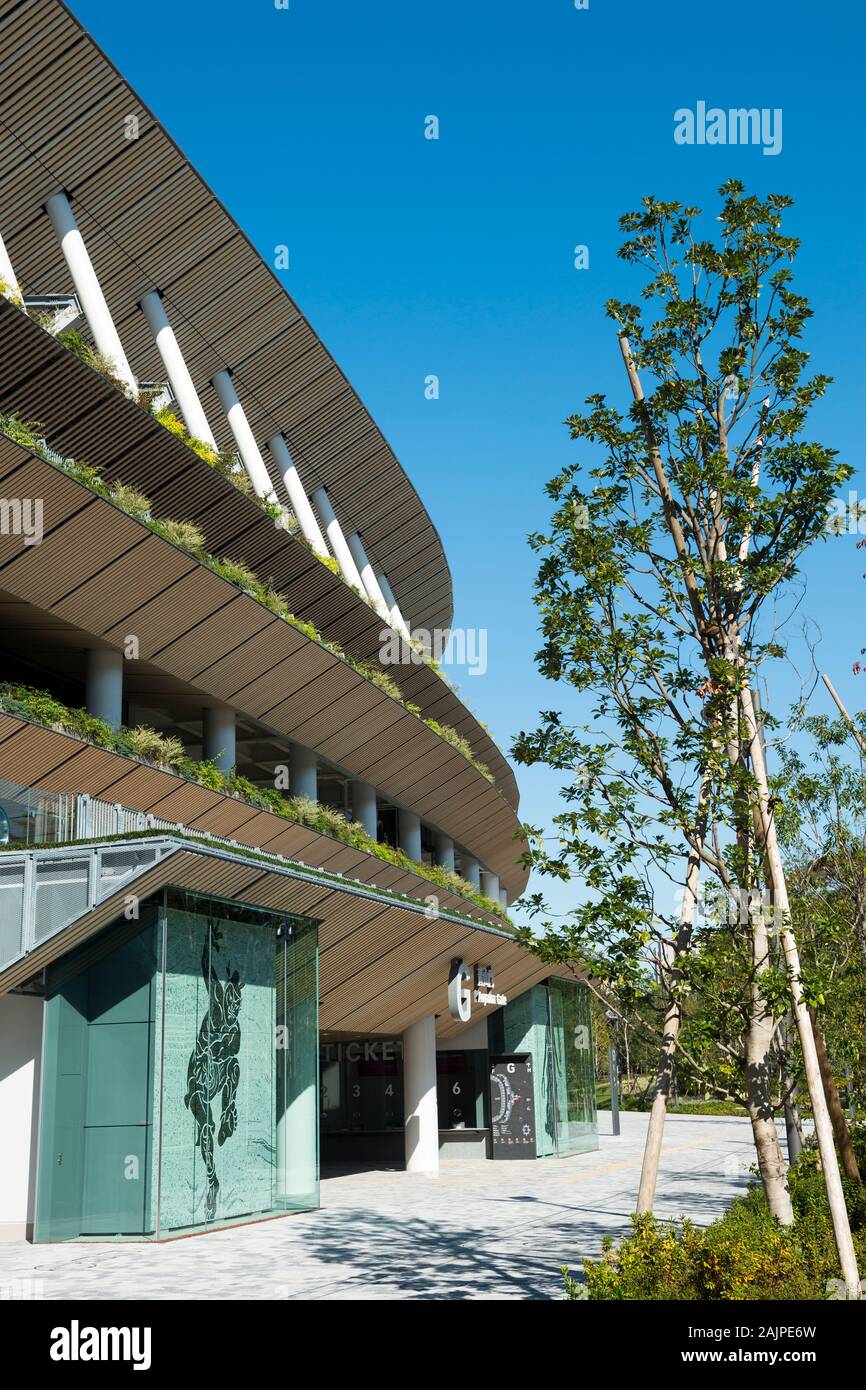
[0,1111,763,1301]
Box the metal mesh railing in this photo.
[0,776,74,845]
[0,843,168,971]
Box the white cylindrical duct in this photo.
[480,871,500,903]
[352,780,378,839]
[266,434,330,557]
[291,745,318,801]
[212,369,279,504]
[0,229,20,301]
[434,832,455,874]
[311,488,365,594]
[461,856,481,889]
[202,706,236,774]
[346,532,392,623]
[86,648,124,730]
[376,570,412,643]
[398,809,422,863]
[140,291,217,449]
[44,192,137,394]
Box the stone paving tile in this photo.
[0,1111,771,1301]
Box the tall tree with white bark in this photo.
[513,182,861,1293]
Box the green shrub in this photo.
[424,718,493,781]
[354,659,404,702]
[0,277,23,304]
[57,328,124,388]
[150,517,207,553]
[108,482,152,522]
[153,406,187,438]
[0,682,509,921]
[124,725,185,767]
[188,435,220,465]
[183,758,224,792]
[576,1160,866,1301]
[0,412,45,451]
[210,555,262,594]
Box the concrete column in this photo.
[266,434,330,557]
[275,951,318,1208]
[44,192,137,394]
[500,887,509,911]
[346,532,391,623]
[212,369,279,504]
[480,870,500,902]
[352,780,378,839]
[461,856,481,889]
[434,831,455,874]
[0,229,20,301]
[291,745,318,801]
[376,570,412,642]
[140,291,217,448]
[398,808,422,862]
[202,706,236,774]
[0,995,42,1239]
[85,648,124,730]
[311,488,365,593]
[403,1013,439,1175]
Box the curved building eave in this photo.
[0,0,454,635]
[0,436,531,899]
[0,712,508,932]
[0,299,519,807]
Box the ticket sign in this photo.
[488,1053,536,1159]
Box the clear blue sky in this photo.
[72,0,866,916]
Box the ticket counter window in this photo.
[436,1051,487,1129]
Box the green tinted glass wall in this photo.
[492,978,598,1158]
[35,908,159,1239]
[35,888,319,1241]
[548,976,597,1155]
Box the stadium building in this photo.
[0,0,596,1243]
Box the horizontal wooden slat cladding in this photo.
[0,836,566,1041]
[0,0,454,640]
[0,713,506,927]
[0,301,517,807]
[0,439,528,896]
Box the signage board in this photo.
[488,1053,536,1159]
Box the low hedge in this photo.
[570,1131,866,1300]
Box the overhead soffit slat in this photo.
[0,453,528,894]
[0,0,454,635]
[0,712,517,924]
[0,840,549,1036]
[0,304,516,806]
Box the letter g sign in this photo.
[448,958,471,1022]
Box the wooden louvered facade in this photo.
[0,0,453,635]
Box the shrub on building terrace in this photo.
[0,413,495,783]
[0,682,506,921]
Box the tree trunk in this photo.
[636,788,707,1215]
[809,1007,862,1184]
[741,686,861,1296]
[616,347,860,1293]
[779,1016,804,1165]
[637,1000,681,1214]
[749,1107,794,1222]
[745,897,794,1223]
